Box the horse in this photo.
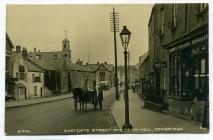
[73,88,85,110]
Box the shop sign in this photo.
[192,34,208,45]
[169,34,208,53]
[154,61,167,68]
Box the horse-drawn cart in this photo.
[72,88,98,110]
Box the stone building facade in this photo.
[141,4,208,125]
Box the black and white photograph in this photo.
[2,1,210,137]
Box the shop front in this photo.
[167,27,208,125]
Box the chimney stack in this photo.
[16,46,21,53]
[104,62,107,65]
[97,62,100,65]
[76,59,83,65]
[22,47,28,58]
[34,48,36,52]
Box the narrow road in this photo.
[5,88,122,135]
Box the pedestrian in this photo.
[92,89,98,110]
[98,88,104,110]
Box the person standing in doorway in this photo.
[98,88,104,110]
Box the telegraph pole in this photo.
[110,6,119,100]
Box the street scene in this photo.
[5,4,209,135]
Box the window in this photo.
[20,72,25,80]
[33,74,41,82]
[99,72,105,80]
[19,65,25,72]
[172,4,178,28]
[6,57,9,77]
[200,3,208,12]
[16,72,19,78]
[160,8,164,35]
[170,49,194,99]
[36,55,41,59]
[193,54,208,100]
[19,65,25,80]
[34,76,41,82]
[64,54,68,57]
[53,54,58,60]
[6,57,9,72]
[39,74,41,81]
[32,74,35,81]
[64,44,67,49]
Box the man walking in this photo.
[98,88,104,110]
[92,89,98,110]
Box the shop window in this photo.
[193,56,208,100]
[170,49,193,99]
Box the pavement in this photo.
[111,89,208,133]
[5,93,72,108]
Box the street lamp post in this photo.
[120,26,132,130]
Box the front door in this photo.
[19,87,26,100]
[34,86,37,96]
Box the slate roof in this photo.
[25,59,43,72]
[8,52,20,77]
[28,51,65,70]
[28,51,89,72]
[6,33,14,49]
[84,63,114,72]
[67,62,89,71]
[139,51,149,65]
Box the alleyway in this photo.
[111,89,208,133]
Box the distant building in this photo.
[84,62,114,90]
[139,52,149,98]
[27,37,91,95]
[118,65,139,88]
[6,44,44,100]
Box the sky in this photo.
[6,4,153,65]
